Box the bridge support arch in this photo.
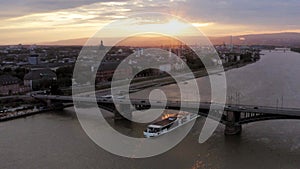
[46,99,52,107]
[225,111,242,135]
[45,99,64,110]
[114,104,132,121]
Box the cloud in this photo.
[1,0,300,26]
[0,0,178,30]
[0,0,128,18]
[180,0,300,26]
[0,0,179,44]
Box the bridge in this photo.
[32,94,300,135]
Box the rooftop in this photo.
[0,75,21,86]
[24,69,57,80]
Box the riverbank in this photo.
[0,57,260,122]
[0,107,52,122]
[139,59,260,90]
[69,57,260,94]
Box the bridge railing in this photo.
[32,94,300,116]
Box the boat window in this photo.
[147,127,161,133]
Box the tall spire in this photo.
[99,40,105,50]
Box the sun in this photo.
[95,14,208,39]
[159,19,190,35]
[117,18,198,37]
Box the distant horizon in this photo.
[1,31,300,47]
[0,32,300,46]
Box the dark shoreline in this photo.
[0,108,51,122]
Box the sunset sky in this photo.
[0,0,300,45]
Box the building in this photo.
[24,69,57,90]
[274,48,291,52]
[0,75,29,95]
[96,62,132,83]
[28,54,40,65]
[99,40,105,50]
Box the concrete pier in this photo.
[225,111,242,135]
[114,104,132,121]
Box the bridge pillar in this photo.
[114,104,132,121]
[45,99,64,110]
[225,111,242,135]
[46,99,52,107]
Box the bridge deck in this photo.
[32,94,300,117]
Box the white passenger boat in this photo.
[143,112,199,138]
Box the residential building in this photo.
[24,69,57,90]
[0,75,29,95]
[96,62,132,83]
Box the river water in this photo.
[1,50,300,169]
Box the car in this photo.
[239,106,246,110]
[116,95,125,99]
[0,108,8,113]
[118,91,126,95]
[101,95,125,99]
[254,107,259,109]
[225,105,231,109]
[101,95,113,99]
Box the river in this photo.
[1,50,300,169]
